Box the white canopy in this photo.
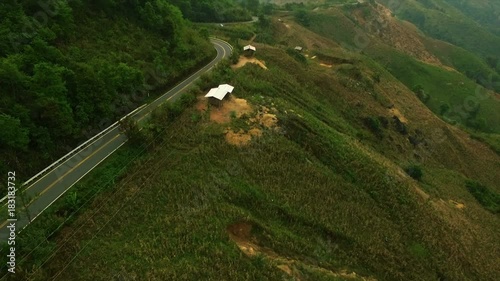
[243,45,256,51]
[205,84,234,101]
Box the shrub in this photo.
[405,164,423,181]
[119,117,145,146]
[393,116,408,135]
[439,103,450,115]
[363,116,383,138]
[412,84,430,104]
[294,8,311,27]
[286,48,307,65]
[465,180,500,213]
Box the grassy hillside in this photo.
[3,2,499,281]
[377,0,500,60]
[12,33,500,280]
[302,4,500,133]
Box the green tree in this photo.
[294,9,311,27]
[119,117,144,146]
[405,164,423,181]
[31,63,68,100]
[0,114,29,151]
[243,0,259,14]
[439,103,450,115]
[140,0,185,41]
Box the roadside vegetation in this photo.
[0,0,258,194]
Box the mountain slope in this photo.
[5,2,500,281]
[18,27,500,281]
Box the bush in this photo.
[119,117,145,146]
[465,180,500,213]
[439,103,450,115]
[393,116,408,135]
[412,84,430,103]
[294,8,311,27]
[286,48,307,65]
[363,116,384,138]
[405,164,423,181]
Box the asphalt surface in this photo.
[0,38,232,240]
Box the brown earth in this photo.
[232,56,268,70]
[197,97,278,146]
[207,97,253,124]
[227,221,377,280]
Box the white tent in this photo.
[205,84,234,101]
[243,45,256,51]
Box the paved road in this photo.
[0,38,232,240]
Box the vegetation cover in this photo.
[0,0,221,191]
[1,1,500,281]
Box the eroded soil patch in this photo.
[227,221,377,281]
[232,56,268,70]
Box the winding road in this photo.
[0,38,232,240]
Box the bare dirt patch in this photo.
[208,98,253,124]
[227,221,377,280]
[232,56,268,70]
[259,113,278,128]
[197,97,279,146]
[449,200,466,210]
[225,129,253,146]
[389,108,408,123]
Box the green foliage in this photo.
[465,180,500,214]
[0,114,29,151]
[412,84,430,104]
[171,0,252,22]
[0,0,214,188]
[119,117,145,146]
[363,116,384,139]
[11,36,500,281]
[405,164,423,181]
[139,0,184,41]
[378,0,500,59]
[261,3,275,15]
[439,104,450,115]
[286,48,307,65]
[294,8,311,27]
[408,242,430,259]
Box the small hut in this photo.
[294,46,303,52]
[205,84,234,107]
[243,45,256,57]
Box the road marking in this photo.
[19,142,127,234]
[38,134,122,197]
[0,134,122,228]
[136,42,228,123]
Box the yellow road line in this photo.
[38,134,122,197]
[136,43,226,123]
[0,134,122,230]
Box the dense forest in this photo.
[0,0,252,190]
